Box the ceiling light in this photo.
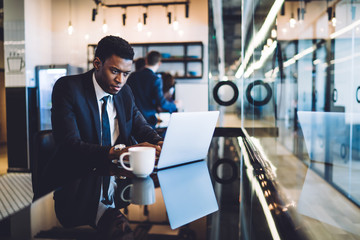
[271,29,277,38]
[68,0,74,35]
[235,0,284,78]
[313,59,321,65]
[289,13,296,28]
[327,7,332,21]
[68,21,73,35]
[330,19,360,39]
[173,17,179,30]
[137,18,143,32]
[173,5,179,30]
[332,12,336,27]
[102,19,108,33]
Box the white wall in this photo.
[25,0,52,87]
[6,0,209,110]
[49,0,209,111]
[4,0,26,87]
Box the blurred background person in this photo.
[157,72,176,112]
[134,57,145,72]
[127,51,180,128]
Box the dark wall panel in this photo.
[6,87,29,172]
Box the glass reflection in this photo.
[298,111,360,205]
[209,0,360,239]
[53,176,133,239]
[120,176,155,205]
[157,160,219,229]
[49,160,218,237]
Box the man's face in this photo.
[93,54,133,95]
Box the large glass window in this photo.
[210,0,360,238]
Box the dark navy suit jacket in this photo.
[127,68,177,127]
[40,70,162,226]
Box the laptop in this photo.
[156,111,219,170]
[116,111,219,170]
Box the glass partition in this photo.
[209,0,360,239]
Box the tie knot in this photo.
[102,95,110,104]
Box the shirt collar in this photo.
[145,67,155,73]
[92,72,112,102]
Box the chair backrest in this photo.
[32,130,55,201]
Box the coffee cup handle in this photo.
[120,184,132,202]
[119,152,132,171]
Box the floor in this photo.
[0,172,33,220]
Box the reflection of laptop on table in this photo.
[157,160,219,229]
[155,111,219,170]
[155,111,219,229]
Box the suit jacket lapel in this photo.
[113,92,127,144]
[83,71,101,144]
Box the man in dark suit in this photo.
[127,51,180,128]
[39,36,163,231]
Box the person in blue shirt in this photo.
[127,51,180,128]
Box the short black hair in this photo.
[146,51,161,66]
[95,35,134,63]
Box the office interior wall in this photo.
[3,0,25,87]
[50,0,209,111]
[6,0,210,111]
[24,0,52,87]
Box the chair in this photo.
[31,130,55,201]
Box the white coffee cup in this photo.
[120,176,155,205]
[119,147,155,178]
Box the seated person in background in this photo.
[157,72,178,113]
[134,57,145,72]
[127,51,180,128]
[160,72,176,102]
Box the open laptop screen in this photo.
[157,111,219,169]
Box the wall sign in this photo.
[245,80,272,106]
[213,81,239,106]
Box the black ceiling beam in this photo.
[100,1,189,8]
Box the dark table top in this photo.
[0,135,241,240]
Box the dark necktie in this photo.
[101,96,112,205]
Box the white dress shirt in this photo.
[92,73,118,225]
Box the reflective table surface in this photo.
[0,136,241,240]
[3,132,358,240]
